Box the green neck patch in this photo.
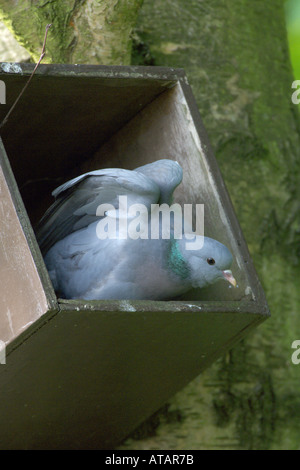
[167,239,191,280]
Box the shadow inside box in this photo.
[8,68,251,303]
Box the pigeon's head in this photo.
[174,235,237,289]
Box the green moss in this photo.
[0,0,144,64]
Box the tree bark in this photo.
[119,0,300,450]
[0,0,143,64]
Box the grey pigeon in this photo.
[36,159,236,300]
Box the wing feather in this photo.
[36,168,160,255]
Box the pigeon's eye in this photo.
[207,258,215,265]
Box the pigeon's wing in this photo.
[135,159,183,204]
[36,168,160,255]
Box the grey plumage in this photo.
[36,159,236,300]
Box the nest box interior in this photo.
[0,64,269,449]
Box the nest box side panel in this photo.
[0,142,56,347]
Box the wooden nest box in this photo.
[0,64,269,449]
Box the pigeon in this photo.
[36,159,236,300]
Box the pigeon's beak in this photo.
[222,270,237,287]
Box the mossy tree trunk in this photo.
[120,0,300,450]
[0,0,143,64]
[2,0,300,450]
